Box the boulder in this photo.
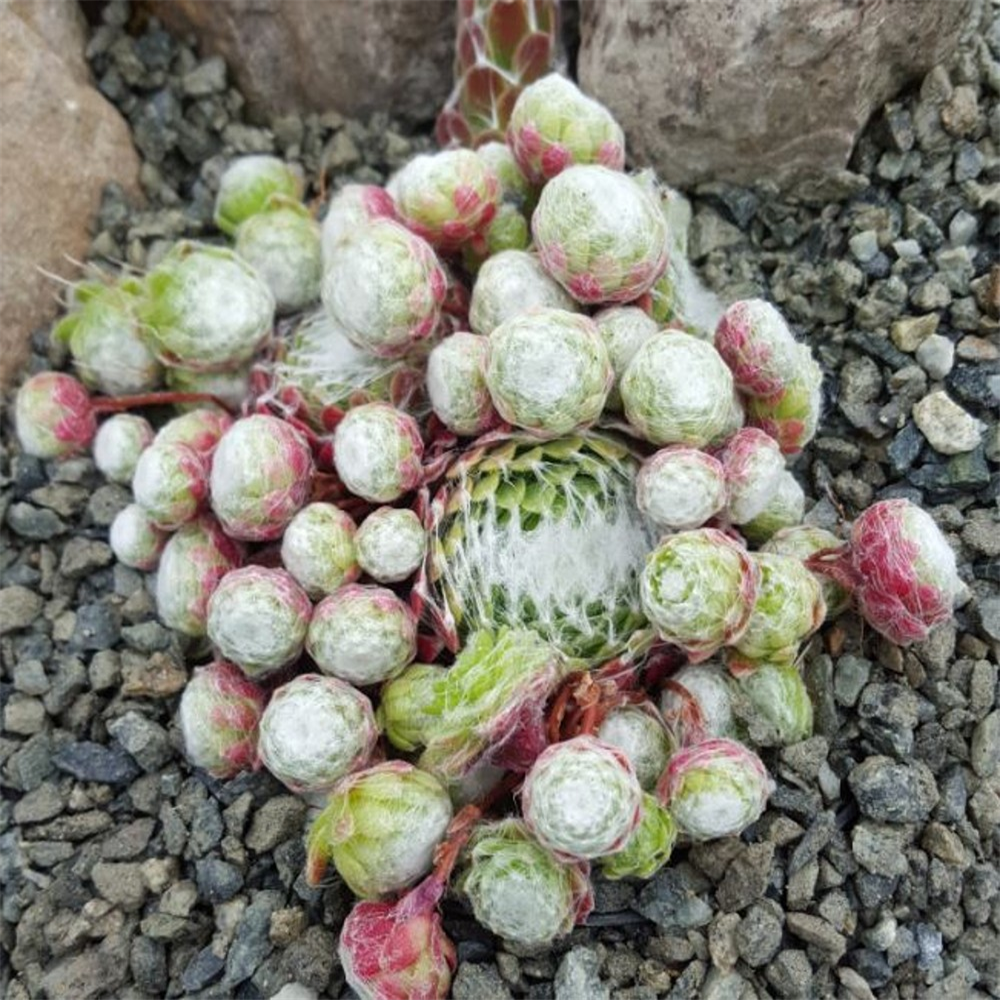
[0,1,141,388]
[577,0,978,189]
[142,0,455,125]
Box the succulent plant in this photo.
[15,372,97,459]
[155,408,233,456]
[435,0,560,148]
[660,662,738,747]
[761,525,852,619]
[426,332,499,437]
[741,470,806,545]
[419,433,653,663]
[355,507,427,584]
[733,661,814,748]
[234,198,322,314]
[714,298,801,398]
[416,628,568,780]
[727,552,826,670]
[597,704,674,792]
[92,413,154,484]
[339,876,456,1000]
[601,793,677,880]
[508,73,625,183]
[155,515,243,637]
[392,149,500,250]
[210,414,314,541]
[849,499,963,646]
[378,663,450,753]
[138,241,275,371]
[257,674,379,795]
[657,737,774,841]
[321,183,398,264]
[206,566,312,680]
[485,308,612,436]
[621,333,736,448]
[522,736,643,859]
[635,446,728,533]
[54,280,162,396]
[469,250,577,336]
[214,155,304,236]
[533,165,668,304]
[715,427,786,526]
[333,402,424,503]
[306,584,417,686]
[321,219,446,359]
[280,502,360,598]
[109,503,170,571]
[458,819,593,947]
[743,345,823,456]
[306,761,453,898]
[592,306,659,412]
[178,661,267,778]
[272,310,425,430]
[131,441,208,529]
[641,529,759,662]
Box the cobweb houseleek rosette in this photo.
[741,470,806,544]
[155,515,243,638]
[596,704,674,792]
[742,346,823,456]
[522,736,643,859]
[726,553,826,672]
[659,662,739,747]
[714,427,786,526]
[338,874,456,1000]
[635,446,728,533]
[714,298,802,399]
[321,183,397,264]
[306,761,453,899]
[257,674,378,795]
[484,308,613,436]
[592,306,658,412]
[178,661,267,779]
[416,628,570,780]
[621,333,736,448]
[600,793,678,880]
[109,504,169,571]
[131,441,208,530]
[138,241,275,371]
[280,502,360,598]
[378,664,450,753]
[426,333,499,438]
[15,372,98,459]
[355,507,427,584]
[640,529,759,663]
[508,73,625,183]
[206,566,312,681]
[846,499,963,646]
[469,250,578,336]
[416,431,655,663]
[533,165,668,305]
[306,584,417,687]
[392,149,500,251]
[321,219,446,359]
[732,661,814,748]
[154,408,232,456]
[457,818,593,948]
[657,738,774,841]
[213,154,304,236]
[333,402,425,504]
[209,414,314,542]
[93,413,154,485]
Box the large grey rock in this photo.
[143,0,454,124]
[0,2,140,387]
[577,0,978,188]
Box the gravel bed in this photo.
[1,2,998,998]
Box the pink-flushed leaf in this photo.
[485,0,531,70]
[513,32,553,81]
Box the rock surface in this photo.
[142,0,454,125]
[0,1,140,387]
[577,0,978,188]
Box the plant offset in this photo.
[12,26,970,1000]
